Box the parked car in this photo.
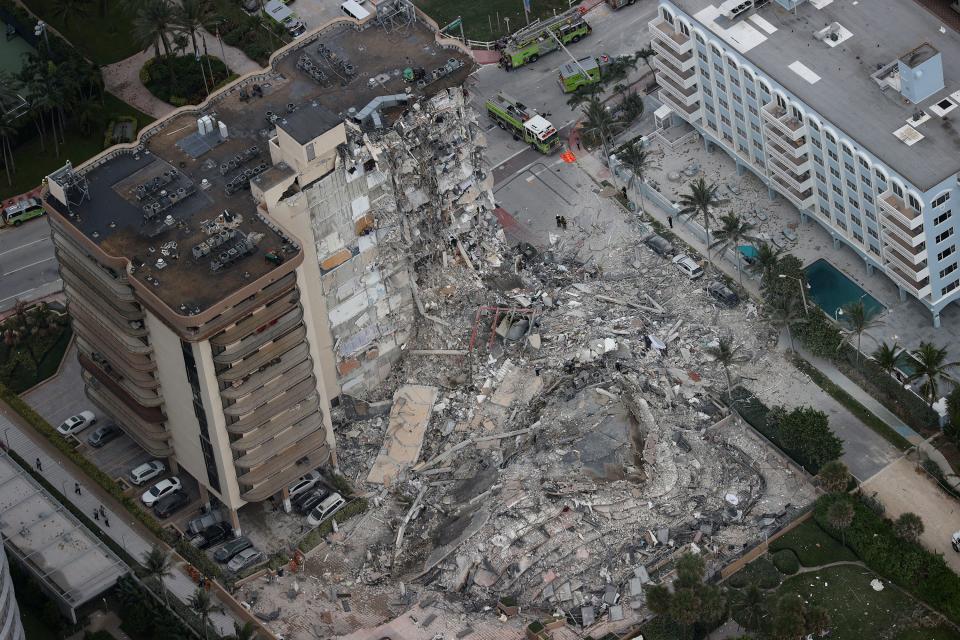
[706,281,739,307]
[288,470,322,499]
[644,233,674,257]
[141,477,182,507]
[307,492,346,527]
[129,460,166,486]
[190,522,233,549]
[295,489,329,515]
[153,490,190,518]
[87,423,121,448]
[187,509,223,536]
[57,411,96,436]
[672,254,704,279]
[227,547,265,573]
[214,536,253,563]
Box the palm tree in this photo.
[908,342,959,405]
[872,341,903,378]
[635,46,656,74]
[0,119,17,186]
[677,177,721,264]
[175,0,217,83]
[566,83,602,109]
[826,498,854,547]
[620,90,644,122]
[767,296,806,351]
[227,621,260,640]
[580,96,625,163]
[143,546,174,607]
[730,583,766,632]
[705,335,748,396]
[817,460,849,494]
[133,0,179,84]
[51,0,92,28]
[710,213,756,284]
[619,141,655,213]
[838,300,883,366]
[751,241,782,287]
[189,587,214,640]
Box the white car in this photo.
[56,411,97,436]
[141,477,182,507]
[672,254,704,279]
[288,470,322,499]
[307,492,346,527]
[129,460,166,486]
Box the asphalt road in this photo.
[0,216,60,312]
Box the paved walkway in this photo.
[0,400,240,636]
[102,33,262,121]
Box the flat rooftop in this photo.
[0,452,127,608]
[47,19,472,314]
[673,0,960,190]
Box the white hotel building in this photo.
[649,0,960,326]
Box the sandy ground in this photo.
[862,456,960,573]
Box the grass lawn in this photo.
[894,627,960,640]
[1,92,152,200]
[770,519,858,567]
[21,0,140,65]
[413,0,574,41]
[773,565,925,640]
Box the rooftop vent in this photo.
[814,22,853,48]
[892,124,925,146]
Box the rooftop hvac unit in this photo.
[219,120,229,139]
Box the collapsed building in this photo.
[41,8,489,528]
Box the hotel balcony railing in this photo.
[765,138,810,169]
[881,210,925,247]
[879,191,923,229]
[656,72,699,104]
[767,156,813,191]
[658,89,701,122]
[237,435,330,502]
[649,37,695,71]
[769,173,814,208]
[649,18,693,54]
[882,227,928,264]
[651,55,697,89]
[761,103,807,141]
[885,263,931,299]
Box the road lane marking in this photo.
[0,237,50,257]
[0,286,38,303]
[2,256,55,276]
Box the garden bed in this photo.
[0,304,72,393]
[141,55,229,107]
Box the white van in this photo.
[307,492,346,526]
[340,0,371,21]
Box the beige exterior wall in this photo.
[272,122,346,184]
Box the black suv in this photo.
[190,522,233,549]
[214,536,253,563]
[153,490,190,518]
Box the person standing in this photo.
[35,458,42,472]
[668,215,673,229]
[74,482,81,496]
[555,215,562,228]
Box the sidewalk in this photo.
[0,400,240,636]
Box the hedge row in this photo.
[0,382,170,539]
[298,497,369,553]
[791,356,912,451]
[814,494,960,623]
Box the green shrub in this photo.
[792,308,843,358]
[814,493,960,623]
[175,539,222,581]
[298,497,368,553]
[771,549,799,575]
[141,55,230,106]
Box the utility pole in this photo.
[522,0,531,25]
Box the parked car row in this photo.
[287,470,348,527]
[56,410,123,447]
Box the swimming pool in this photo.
[0,22,35,75]
[804,258,887,320]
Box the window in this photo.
[936,227,954,244]
[753,139,763,150]
[662,7,674,22]
[892,182,904,198]
[939,262,957,279]
[844,162,855,174]
[846,179,857,191]
[826,132,836,144]
[679,22,690,36]
[695,33,705,44]
[723,131,733,143]
[748,105,758,116]
[751,122,761,133]
[868,227,878,239]
[865,208,876,220]
[875,169,887,184]
[935,210,952,226]
[733,93,742,104]
[870,245,880,256]
[933,192,951,208]
[836,219,847,231]
[808,119,820,132]
[836,203,845,213]
[842,145,853,158]
[738,143,748,154]
[864,194,873,204]
[737,127,747,137]
[816,172,826,183]
[711,45,721,56]
[830,167,840,179]
[938,245,956,262]
[849,197,859,209]
[861,176,872,188]
[306,143,316,161]
[718,97,728,109]
[745,87,756,99]
[720,114,731,125]
[717,86,727,97]
[776,94,787,109]
[818,188,829,200]
[908,194,921,211]
[944,279,960,294]
[731,76,740,87]
[811,138,822,149]
[859,156,869,169]
[853,231,864,243]
[828,149,839,161]
[703,86,713,96]
[705,104,715,114]
[699,51,708,62]
[714,63,724,74]
[832,184,843,196]
[851,215,862,227]
[728,58,738,70]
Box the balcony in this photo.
[196,272,298,340]
[656,71,700,105]
[879,192,923,229]
[649,36,694,71]
[769,173,814,208]
[225,379,317,435]
[76,338,157,387]
[210,293,299,347]
[238,440,330,502]
[80,352,163,407]
[649,18,692,54]
[213,309,304,365]
[69,299,151,350]
[767,156,813,191]
[658,89,701,122]
[881,211,925,246]
[232,412,325,470]
[883,228,928,264]
[885,263,931,299]
[53,241,135,302]
[651,54,697,89]
[761,103,807,141]
[221,357,313,402]
[884,246,929,279]
[216,326,307,382]
[229,395,320,449]
[765,138,810,169]
[222,366,316,418]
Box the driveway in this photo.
[863,456,960,574]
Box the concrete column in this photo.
[704,138,713,153]
[281,487,292,514]
[168,455,179,475]
[799,210,808,224]
[865,261,874,276]
[832,236,841,250]
[228,507,241,537]
[899,286,908,302]
[933,311,942,328]
[197,484,210,511]
[767,186,777,201]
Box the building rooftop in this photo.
[0,452,127,608]
[673,0,960,190]
[46,18,472,315]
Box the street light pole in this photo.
[778,273,809,315]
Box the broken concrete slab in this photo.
[367,385,439,484]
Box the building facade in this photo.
[0,547,24,640]
[650,0,960,326]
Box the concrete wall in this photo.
[196,341,244,511]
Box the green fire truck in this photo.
[485,92,562,154]
[558,54,612,93]
[499,8,592,70]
